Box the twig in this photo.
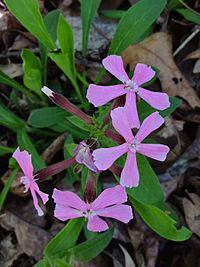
[173,27,200,56]
[0,48,39,59]
[92,22,111,41]
[177,0,200,16]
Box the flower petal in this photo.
[52,189,88,211]
[86,84,125,107]
[96,204,133,223]
[30,187,44,216]
[93,143,128,171]
[138,87,170,110]
[124,91,140,129]
[135,112,164,142]
[137,143,169,161]
[120,151,139,188]
[102,55,129,82]
[74,141,99,173]
[90,185,127,210]
[54,205,83,221]
[12,147,33,178]
[132,63,155,85]
[111,107,134,142]
[87,216,109,232]
[33,182,49,204]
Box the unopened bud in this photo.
[84,172,96,204]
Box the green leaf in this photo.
[34,260,45,267]
[70,228,114,262]
[0,168,18,212]
[5,0,56,50]
[0,102,25,131]
[44,218,84,258]
[127,153,164,204]
[0,145,15,156]
[137,96,181,123]
[57,14,75,73]
[49,53,75,88]
[67,115,91,132]
[176,8,200,24]
[64,135,80,186]
[49,120,88,140]
[155,201,179,226]
[0,69,38,100]
[167,0,183,10]
[100,9,126,19]
[81,0,101,57]
[53,259,72,267]
[40,10,61,85]
[130,197,192,241]
[109,0,166,55]
[17,129,46,171]
[28,107,69,128]
[21,48,42,98]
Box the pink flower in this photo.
[53,185,133,232]
[74,141,100,173]
[93,108,170,188]
[87,55,170,128]
[12,147,49,216]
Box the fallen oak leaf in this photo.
[122,32,200,108]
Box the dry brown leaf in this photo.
[0,63,23,78]
[182,191,200,237]
[122,32,200,108]
[0,210,51,261]
[1,169,29,197]
[183,49,200,61]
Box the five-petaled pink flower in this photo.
[53,185,133,232]
[12,147,49,216]
[87,55,170,128]
[93,108,170,188]
[73,141,99,173]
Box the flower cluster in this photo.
[12,55,170,232]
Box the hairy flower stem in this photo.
[104,129,125,145]
[42,87,93,125]
[34,157,76,181]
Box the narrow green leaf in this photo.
[100,9,126,19]
[49,120,88,140]
[137,96,181,123]
[130,197,192,241]
[21,48,42,98]
[49,53,75,88]
[70,228,114,262]
[67,115,91,132]
[5,0,56,50]
[17,129,46,171]
[167,0,183,10]
[57,14,75,74]
[34,260,45,267]
[0,168,18,212]
[0,70,38,100]
[109,0,166,55]
[176,8,200,24]
[28,107,69,128]
[81,0,101,56]
[44,218,84,258]
[0,102,25,131]
[40,10,61,85]
[0,145,15,156]
[127,154,164,204]
[53,259,72,267]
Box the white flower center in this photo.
[124,80,138,92]
[81,208,96,219]
[129,140,140,152]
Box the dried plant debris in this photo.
[122,32,200,108]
